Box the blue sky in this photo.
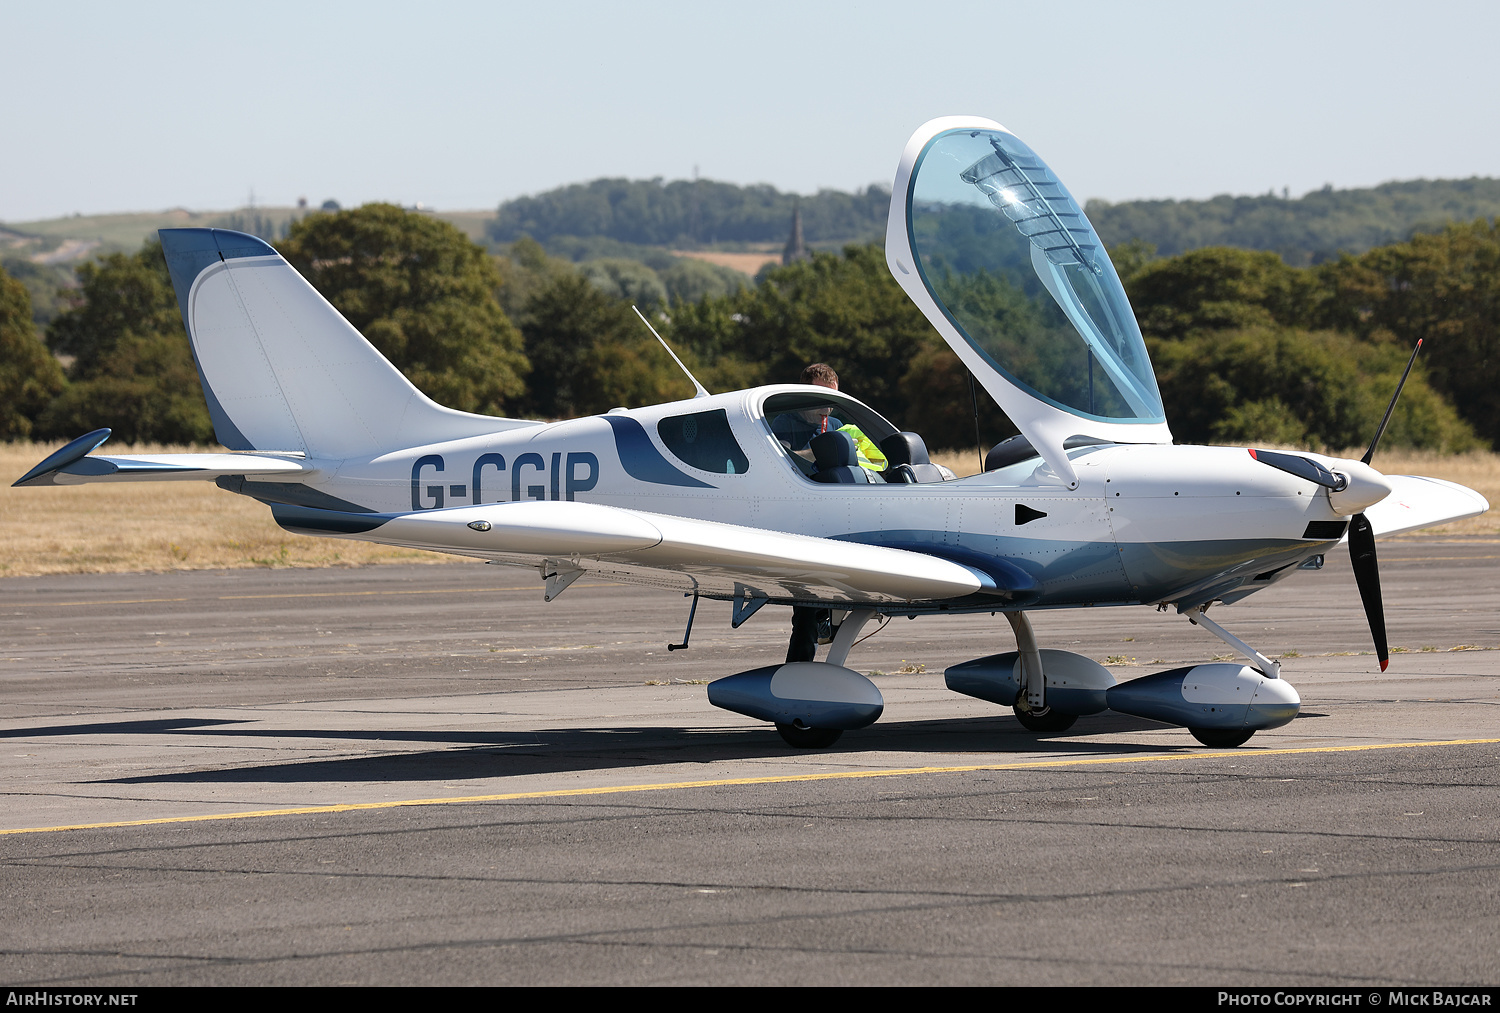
[3,0,1497,222]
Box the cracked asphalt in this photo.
[1,538,1496,985]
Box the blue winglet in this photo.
[12,429,112,487]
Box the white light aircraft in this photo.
[16,117,1489,748]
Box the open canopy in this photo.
[904,127,1164,424]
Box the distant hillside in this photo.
[489,178,889,249]
[0,206,496,326]
[0,206,492,263]
[1087,178,1500,266]
[490,175,1500,266]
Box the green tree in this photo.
[39,242,214,444]
[659,258,747,305]
[279,204,528,415]
[1316,220,1500,445]
[578,258,668,309]
[0,257,75,328]
[668,246,949,436]
[1150,326,1474,451]
[1126,247,1322,342]
[517,272,692,417]
[0,266,66,439]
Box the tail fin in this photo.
[159,228,533,459]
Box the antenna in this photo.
[632,305,710,399]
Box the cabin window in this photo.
[657,409,750,475]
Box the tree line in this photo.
[490,174,1500,266]
[489,177,890,249]
[0,204,1494,455]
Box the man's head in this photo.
[801,363,838,390]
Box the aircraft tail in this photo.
[159,228,532,460]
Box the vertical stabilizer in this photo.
[159,228,534,458]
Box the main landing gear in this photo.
[1012,707,1077,733]
[775,722,843,748]
[1189,727,1255,748]
[943,608,1302,748]
[706,609,884,750]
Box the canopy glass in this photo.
[907,128,1164,423]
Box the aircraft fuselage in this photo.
[262,385,1369,614]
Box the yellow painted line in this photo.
[3,737,1496,837]
[7,584,621,608]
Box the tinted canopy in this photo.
[906,128,1164,424]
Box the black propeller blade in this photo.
[1348,512,1388,671]
[1348,338,1423,672]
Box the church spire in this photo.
[782,203,809,265]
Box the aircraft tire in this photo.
[1012,706,1077,733]
[775,724,843,748]
[1189,727,1255,748]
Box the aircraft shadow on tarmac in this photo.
[41,711,1324,786]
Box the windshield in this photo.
[907,128,1164,423]
[761,391,899,479]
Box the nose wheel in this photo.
[1190,727,1255,748]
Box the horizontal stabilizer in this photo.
[13,429,310,487]
[276,500,1006,605]
[1362,475,1489,538]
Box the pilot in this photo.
[772,363,843,453]
[783,363,842,663]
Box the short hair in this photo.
[801,363,839,388]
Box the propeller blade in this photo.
[1362,338,1423,466]
[1347,511,1388,671]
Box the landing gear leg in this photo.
[773,609,877,750]
[1005,612,1076,732]
[1184,606,1277,748]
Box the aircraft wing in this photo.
[1363,475,1489,538]
[275,500,1010,606]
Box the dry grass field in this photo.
[670,249,782,276]
[0,443,448,577]
[2,441,1495,578]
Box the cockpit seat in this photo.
[880,432,946,484]
[810,431,877,484]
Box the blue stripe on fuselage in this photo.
[601,415,715,488]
